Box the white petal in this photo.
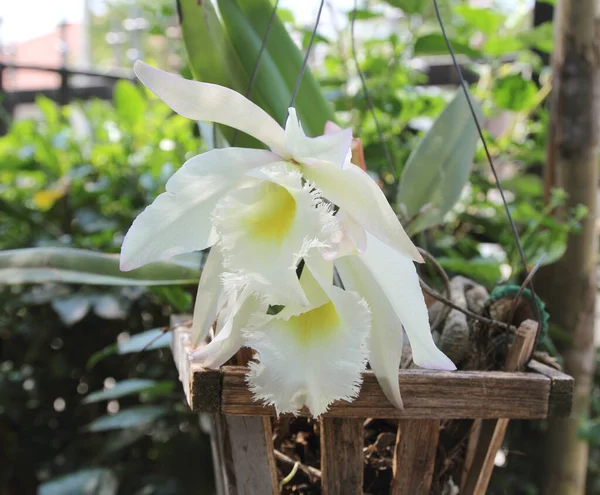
[120,148,281,270]
[190,244,226,346]
[244,262,370,416]
[301,160,423,262]
[134,61,288,156]
[321,209,367,260]
[213,164,340,306]
[336,254,404,409]
[191,288,266,368]
[285,108,352,168]
[360,233,456,371]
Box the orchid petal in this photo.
[213,164,339,306]
[190,244,225,346]
[321,209,367,260]
[244,260,370,416]
[134,61,288,156]
[191,288,265,368]
[285,108,352,168]
[120,148,281,271]
[361,233,455,371]
[336,254,404,409]
[301,160,423,262]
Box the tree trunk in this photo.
[540,1,599,493]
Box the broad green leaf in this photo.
[177,0,263,149]
[84,405,168,432]
[519,22,553,53]
[493,74,537,111]
[454,6,504,36]
[177,0,238,88]
[436,257,502,285]
[483,35,524,56]
[83,379,158,404]
[236,0,337,136]
[39,468,118,495]
[397,90,482,234]
[117,328,171,354]
[113,80,146,127]
[0,248,201,286]
[36,96,61,130]
[347,9,382,21]
[383,0,427,14]
[414,34,481,59]
[217,0,290,125]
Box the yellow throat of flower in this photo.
[244,182,296,242]
[286,301,340,345]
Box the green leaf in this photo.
[36,96,61,130]
[84,405,168,432]
[0,248,201,286]
[482,36,524,56]
[86,344,118,370]
[151,286,193,312]
[383,0,427,14]
[113,80,146,127]
[454,6,505,37]
[117,328,171,354]
[414,34,481,59]
[436,257,502,285]
[520,22,554,53]
[236,0,337,136]
[38,468,118,495]
[177,0,264,149]
[83,379,158,404]
[347,9,382,21]
[217,0,290,125]
[493,74,537,111]
[397,90,482,234]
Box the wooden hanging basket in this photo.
[170,316,572,495]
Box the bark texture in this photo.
[541,1,599,493]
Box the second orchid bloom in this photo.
[120,61,456,417]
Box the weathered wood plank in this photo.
[218,367,550,419]
[321,418,364,495]
[528,360,574,418]
[391,419,440,495]
[223,416,278,495]
[462,320,537,495]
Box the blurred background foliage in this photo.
[0,0,597,494]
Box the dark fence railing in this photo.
[0,59,480,135]
[0,62,134,134]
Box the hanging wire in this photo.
[350,0,396,178]
[431,0,542,335]
[289,0,326,108]
[231,0,281,147]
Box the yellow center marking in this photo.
[245,182,296,242]
[286,301,340,345]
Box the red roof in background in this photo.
[1,23,83,91]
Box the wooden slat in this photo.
[391,420,440,495]
[462,320,537,495]
[219,367,550,419]
[223,416,278,495]
[527,360,573,418]
[321,418,364,495]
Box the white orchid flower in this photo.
[119,61,455,416]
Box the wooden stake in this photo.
[462,319,537,495]
[391,419,440,495]
[321,417,364,495]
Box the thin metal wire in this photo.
[289,0,326,108]
[431,0,541,330]
[231,0,281,147]
[350,0,396,178]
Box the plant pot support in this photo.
[170,317,573,495]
